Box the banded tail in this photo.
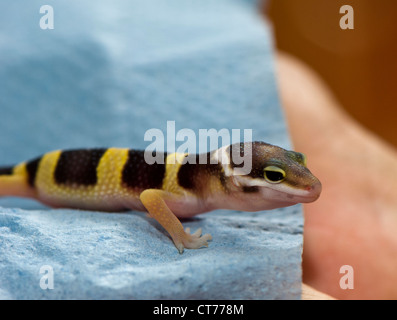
[0,166,13,176]
[0,160,38,198]
[0,148,170,211]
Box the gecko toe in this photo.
[191,228,202,237]
[182,229,212,250]
[173,228,212,253]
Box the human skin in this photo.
[276,52,397,299]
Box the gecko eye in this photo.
[264,166,286,183]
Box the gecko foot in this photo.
[174,227,212,254]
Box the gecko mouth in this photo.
[232,174,322,204]
[282,181,322,203]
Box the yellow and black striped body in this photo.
[0,142,322,253]
[0,148,226,213]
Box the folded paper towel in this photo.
[0,0,303,299]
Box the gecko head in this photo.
[216,142,322,210]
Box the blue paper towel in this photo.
[0,0,303,299]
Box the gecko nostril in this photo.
[305,180,322,193]
[310,181,322,194]
[305,184,317,192]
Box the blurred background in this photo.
[264,0,397,148]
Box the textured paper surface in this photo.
[0,0,302,299]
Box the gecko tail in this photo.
[0,165,18,197]
[0,166,14,176]
[0,164,35,198]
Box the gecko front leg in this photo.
[139,189,212,253]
